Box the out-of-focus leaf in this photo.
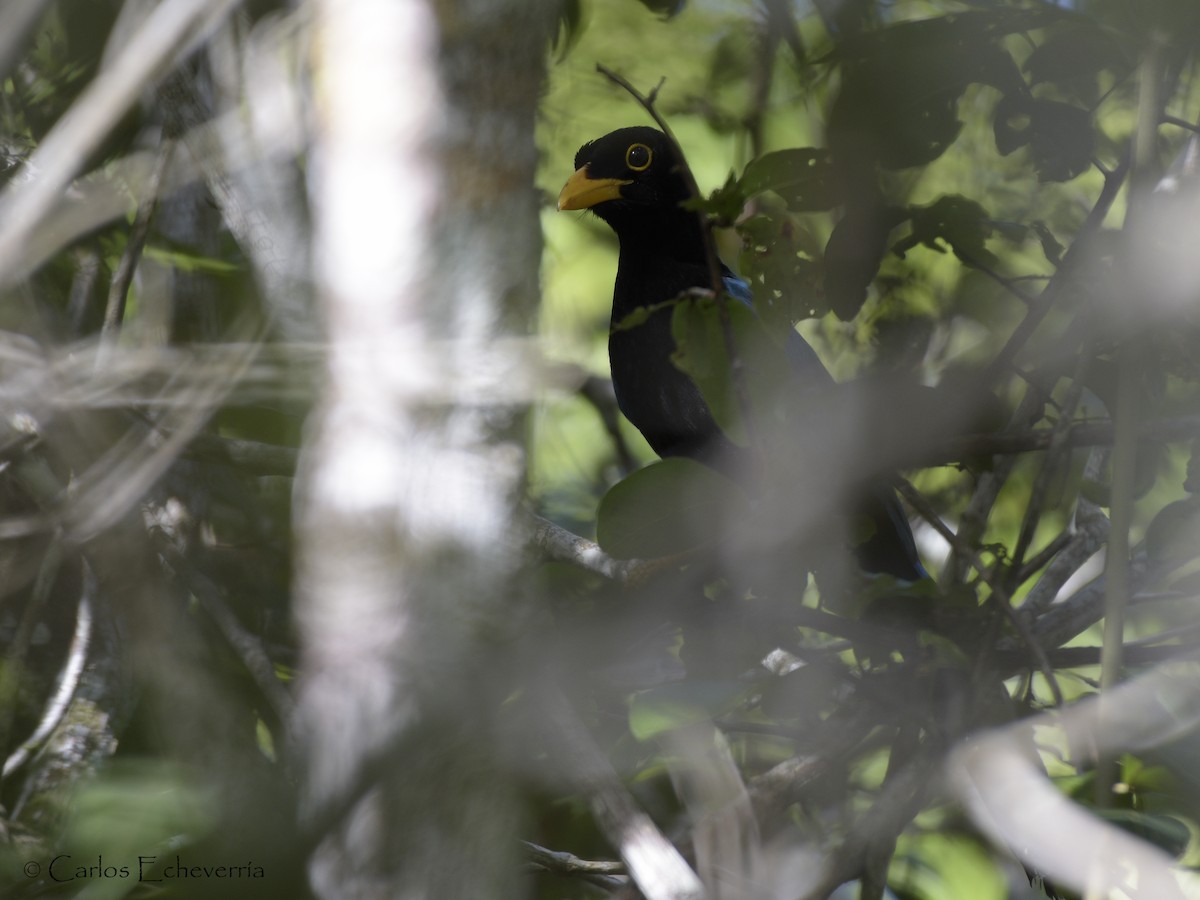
[993,95,1094,182]
[1145,496,1200,562]
[1097,810,1192,859]
[552,0,584,57]
[740,148,840,211]
[892,831,1007,900]
[66,762,216,862]
[683,171,745,225]
[1031,220,1064,266]
[1186,438,1200,493]
[894,195,998,269]
[670,293,795,441]
[596,457,750,559]
[737,210,825,327]
[636,0,686,19]
[706,25,756,91]
[823,205,903,320]
[828,12,1031,170]
[628,680,747,740]
[1024,24,1129,104]
[759,659,848,719]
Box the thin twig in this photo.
[894,477,1064,708]
[523,841,628,891]
[943,388,1045,585]
[101,139,174,346]
[984,153,1129,386]
[1005,354,1089,588]
[155,535,294,725]
[1014,530,1073,585]
[1162,113,1200,134]
[579,374,638,474]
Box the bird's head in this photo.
[557,127,689,225]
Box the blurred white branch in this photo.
[950,661,1200,898]
[0,0,241,285]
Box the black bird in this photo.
[558,126,926,581]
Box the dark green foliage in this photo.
[827,12,1034,171]
[737,209,826,324]
[993,95,1095,183]
[740,148,840,211]
[669,293,795,445]
[894,195,998,269]
[596,457,749,558]
[823,204,905,320]
[635,0,685,19]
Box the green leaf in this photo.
[1097,810,1191,859]
[1145,497,1200,563]
[827,12,1031,170]
[895,195,998,269]
[1031,220,1064,266]
[740,149,840,211]
[993,95,1094,182]
[635,0,685,18]
[682,170,745,225]
[1024,25,1129,104]
[736,209,825,325]
[628,681,747,741]
[823,206,902,321]
[596,458,750,559]
[145,245,240,274]
[669,294,795,442]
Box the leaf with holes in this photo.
[740,149,840,211]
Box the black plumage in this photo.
[559,126,925,581]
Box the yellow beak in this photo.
[557,166,631,211]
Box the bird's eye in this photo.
[625,143,652,172]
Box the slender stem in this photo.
[1005,354,1089,589]
[1095,43,1164,811]
[984,153,1129,386]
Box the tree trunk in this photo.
[295,0,553,896]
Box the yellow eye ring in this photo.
[625,143,653,172]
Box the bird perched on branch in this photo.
[558,126,926,581]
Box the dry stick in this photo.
[101,140,174,343]
[955,247,1038,307]
[594,64,761,457]
[522,841,627,891]
[529,513,641,584]
[1015,530,1073,585]
[894,478,1064,708]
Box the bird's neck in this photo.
[610,206,711,320]
[613,203,708,269]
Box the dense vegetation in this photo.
[1,0,1199,897]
